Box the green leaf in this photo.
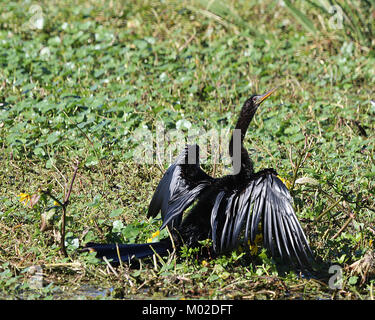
[85,155,98,167]
[283,0,318,35]
[109,208,123,218]
[112,220,124,233]
[348,276,358,285]
[33,147,45,156]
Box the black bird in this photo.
[85,88,314,268]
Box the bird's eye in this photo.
[252,96,259,103]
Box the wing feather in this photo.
[161,183,209,229]
[210,191,226,252]
[250,180,267,242]
[263,196,274,257]
[148,145,212,229]
[231,188,251,248]
[212,172,313,267]
[220,193,236,251]
[272,197,289,260]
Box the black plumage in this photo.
[85,88,314,268]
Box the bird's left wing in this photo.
[148,145,213,229]
[210,171,313,267]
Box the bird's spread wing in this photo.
[210,172,313,266]
[148,145,212,229]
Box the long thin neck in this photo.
[229,100,257,174]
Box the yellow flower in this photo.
[147,230,160,243]
[18,193,31,206]
[152,230,160,238]
[277,175,292,189]
[248,233,263,256]
[201,260,208,267]
[249,243,257,255]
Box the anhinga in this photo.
[85,88,314,268]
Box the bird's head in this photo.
[246,87,277,111]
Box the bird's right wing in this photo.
[148,145,213,229]
[210,171,314,267]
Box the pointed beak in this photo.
[255,87,277,105]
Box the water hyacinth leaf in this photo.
[109,208,123,218]
[85,155,98,167]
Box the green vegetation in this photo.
[0,0,374,299]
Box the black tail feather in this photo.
[83,240,172,263]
